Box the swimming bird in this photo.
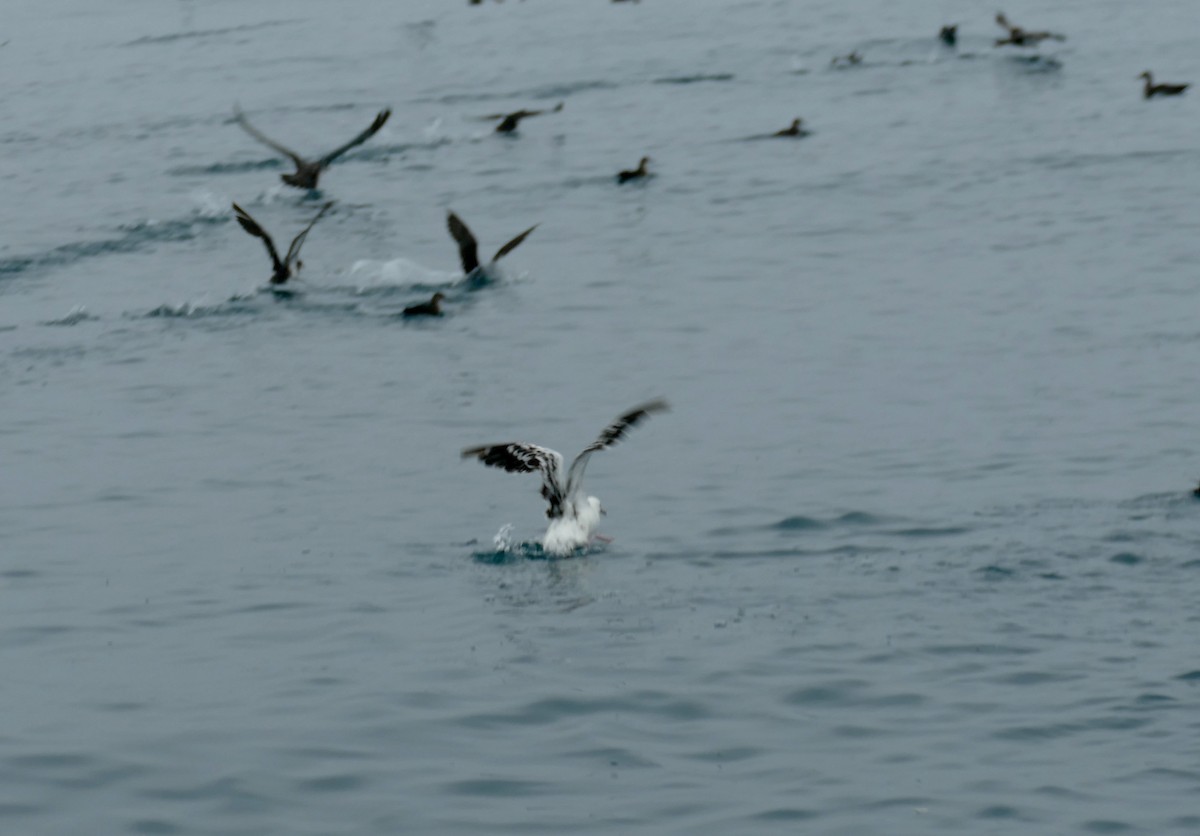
[939,25,957,46]
[830,51,862,67]
[232,201,333,285]
[1139,71,1189,99]
[616,156,651,183]
[446,211,538,276]
[402,292,446,317]
[480,102,564,134]
[773,118,810,138]
[462,399,669,555]
[994,13,1065,47]
[232,106,391,190]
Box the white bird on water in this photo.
[462,400,669,555]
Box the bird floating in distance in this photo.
[446,211,538,276]
[232,202,333,285]
[478,102,564,134]
[1138,71,1189,99]
[462,399,669,556]
[993,13,1065,47]
[830,51,862,67]
[773,118,810,138]
[232,106,391,190]
[939,25,957,46]
[403,292,446,317]
[617,156,651,183]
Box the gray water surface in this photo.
[3,0,1200,833]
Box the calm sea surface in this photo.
[3,1,1200,833]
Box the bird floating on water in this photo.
[232,106,391,190]
[446,211,538,276]
[938,25,957,46]
[1138,71,1189,99]
[993,13,1065,47]
[462,399,669,555]
[479,102,564,134]
[772,118,810,138]
[232,201,333,285]
[616,156,651,183]
[830,51,862,68]
[402,292,446,317]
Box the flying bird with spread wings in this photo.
[233,106,391,190]
[446,211,538,276]
[993,13,1065,47]
[232,201,333,285]
[462,400,669,555]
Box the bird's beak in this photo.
[600,506,607,516]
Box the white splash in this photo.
[492,523,515,552]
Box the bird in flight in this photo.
[232,201,333,285]
[233,106,391,190]
[462,400,669,555]
[446,211,538,276]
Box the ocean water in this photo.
[3,0,1200,833]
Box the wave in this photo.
[41,307,96,327]
[123,20,297,47]
[653,73,736,85]
[0,211,229,278]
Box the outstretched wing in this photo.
[564,399,669,497]
[447,211,481,273]
[491,224,538,263]
[994,13,1018,35]
[233,106,307,166]
[232,203,284,274]
[462,442,567,517]
[285,201,334,266]
[318,109,391,167]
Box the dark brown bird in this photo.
[232,202,333,285]
[233,106,391,190]
[773,118,810,138]
[480,102,564,134]
[994,13,1065,47]
[403,292,446,317]
[616,156,651,183]
[938,25,957,46]
[1139,71,1189,99]
[446,212,538,275]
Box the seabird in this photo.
[617,156,651,183]
[402,292,446,317]
[994,13,1065,47]
[480,102,564,134]
[446,211,538,276]
[462,399,669,555]
[939,25,957,46]
[233,106,391,190]
[773,118,810,138]
[232,201,333,285]
[1139,71,1189,99]
[830,51,862,67]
